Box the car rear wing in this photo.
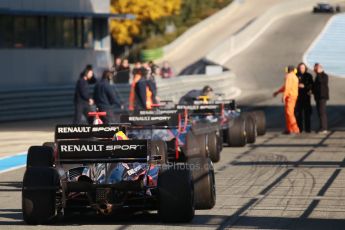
[176,104,223,116]
[121,113,188,160]
[213,99,237,110]
[57,139,155,163]
[55,125,126,141]
[151,100,175,109]
[136,109,180,116]
[193,99,237,110]
[120,114,181,128]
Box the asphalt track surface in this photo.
[2,9,345,230]
[226,11,345,130]
[164,0,287,74]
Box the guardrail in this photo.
[206,0,345,65]
[0,84,130,122]
[0,71,240,122]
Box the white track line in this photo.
[0,152,27,161]
[0,152,27,174]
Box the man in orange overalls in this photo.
[129,66,157,111]
[273,66,300,134]
[128,69,142,111]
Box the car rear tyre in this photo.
[227,117,246,147]
[185,132,207,159]
[196,134,208,158]
[22,167,60,225]
[27,146,54,168]
[252,111,266,136]
[187,157,216,209]
[208,132,220,163]
[243,115,256,144]
[42,142,55,149]
[158,166,194,222]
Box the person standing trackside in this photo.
[73,68,94,124]
[273,66,300,134]
[313,63,329,134]
[93,70,122,124]
[160,61,173,79]
[135,67,158,110]
[128,67,142,111]
[295,62,314,133]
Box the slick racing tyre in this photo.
[243,114,256,144]
[187,157,216,209]
[196,134,208,158]
[43,142,55,149]
[185,131,208,159]
[208,132,221,163]
[251,111,266,136]
[27,146,54,168]
[22,167,60,225]
[227,116,246,147]
[158,165,194,222]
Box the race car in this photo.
[129,107,222,162]
[211,99,266,138]
[121,110,217,210]
[313,3,341,13]
[187,97,266,147]
[22,124,195,224]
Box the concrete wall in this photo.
[0,0,112,90]
[0,49,112,89]
[0,0,109,13]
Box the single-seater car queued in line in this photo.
[177,98,266,148]
[22,124,196,224]
[313,3,341,13]
[121,110,217,210]
[209,99,266,143]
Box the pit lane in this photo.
[2,8,345,230]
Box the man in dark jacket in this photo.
[179,85,213,105]
[295,62,314,133]
[73,69,94,124]
[313,63,329,133]
[94,70,122,124]
[134,67,157,110]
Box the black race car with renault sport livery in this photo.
[22,124,195,224]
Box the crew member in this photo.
[73,68,94,124]
[179,85,214,105]
[93,70,122,124]
[295,62,314,133]
[273,66,300,134]
[313,63,329,134]
[134,67,157,110]
[128,68,142,111]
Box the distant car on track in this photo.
[313,3,341,13]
